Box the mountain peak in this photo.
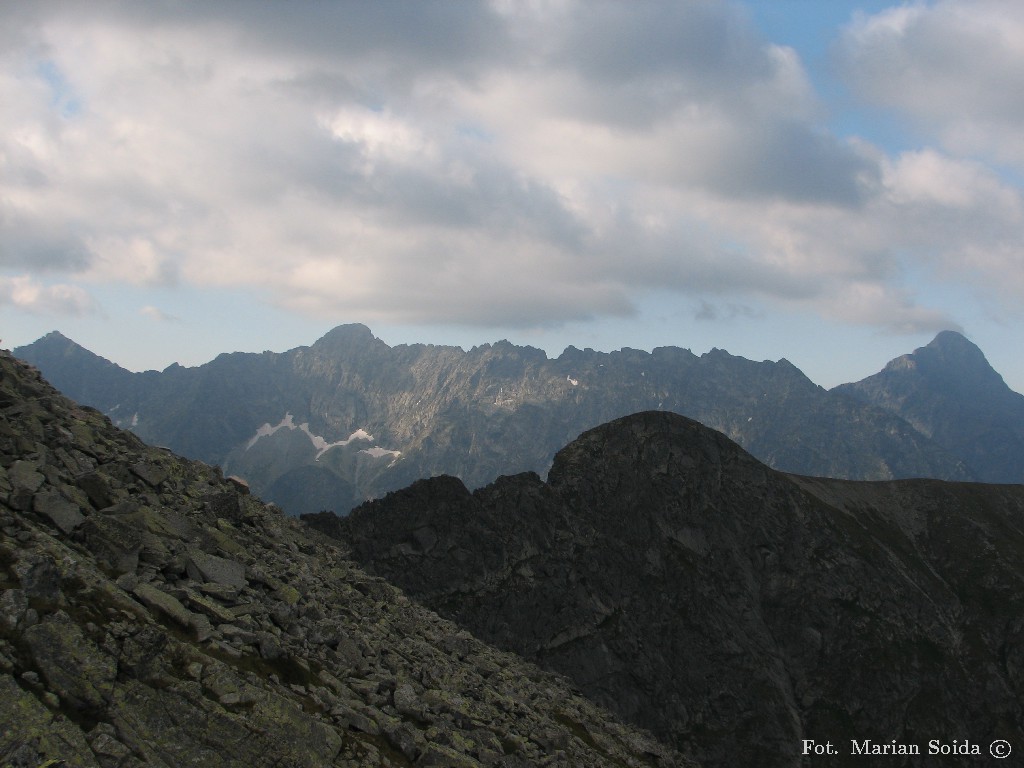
[924,329,988,363]
[548,410,765,499]
[882,330,1001,387]
[311,323,386,352]
[27,330,79,351]
[837,330,1024,481]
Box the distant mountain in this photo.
[834,330,1024,482]
[14,325,987,515]
[311,410,1024,768]
[0,345,686,767]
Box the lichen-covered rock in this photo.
[185,549,246,588]
[23,611,116,712]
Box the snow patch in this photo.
[245,413,376,459]
[567,375,579,386]
[360,446,402,461]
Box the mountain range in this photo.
[15,326,1024,516]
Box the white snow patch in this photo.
[567,375,579,386]
[245,413,376,459]
[341,428,374,444]
[360,446,402,460]
[246,413,298,449]
[130,413,139,427]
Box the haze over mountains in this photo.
[15,325,1024,516]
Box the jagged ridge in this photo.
[15,326,982,516]
[317,410,1024,768]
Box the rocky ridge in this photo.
[314,411,1024,768]
[0,347,690,768]
[15,326,983,516]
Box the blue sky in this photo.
[3,1,1024,392]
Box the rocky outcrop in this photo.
[0,349,690,767]
[319,411,1024,768]
[16,326,979,515]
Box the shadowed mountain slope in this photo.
[0,348,689,767]
[15,326,980,515]
[835,330,1024,482]
[311,410,1024,768]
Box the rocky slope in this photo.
[311,411,1024,768]
[15,326,978,515]
[0,348,690,767]
[835,330,1024,482]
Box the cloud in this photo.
[0,0,1022,339]
[0,275,96,315]
[139,305,180,323]
[836,0,1024,168]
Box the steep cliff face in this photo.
[0,349,690,768]
[835,330,1024,482]
[319,411,1024,768]
[16,326,977,515]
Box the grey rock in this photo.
[32,490,85,532]
[78,514,141,574]
[0,589,28,630]
[78,470,116,509]
[24,611,116,711]
[19,555,62,604]
[8,460,44,494]
[186,549,246,589]
[132,582,192,628]
[131,461,168,488]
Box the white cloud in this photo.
[0,0,1022,340]
[139,305,180,323]
[0,275,96,315]
[838,0,1024,168]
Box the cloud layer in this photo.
[2,1,1023,335]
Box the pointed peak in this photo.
[871,329,1008,397]
[37,330,78,347]
[917,330,990,367]
[16,330,92,357]
[313,323,384,350]
[926,329,978,352]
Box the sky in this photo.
[3,0,1024,392]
